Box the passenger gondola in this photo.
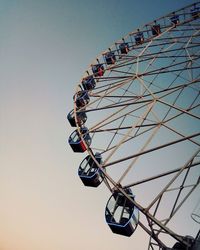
[135,29,144,45]
[67,109,87,127]
[91,64,105,77]
[172,236,194,250]
[104,51,116,65]
[68,127,91,152]
[170,13,179,25]
[73,90,90,109]
[105,188,139,237]
[191,5,200,19]
[78,153,104,187]
[82,76,96,91]
[119,42,129,54]
[151,23,161,36]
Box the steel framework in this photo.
[69,2,200,249]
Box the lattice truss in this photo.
[72,2,200,249]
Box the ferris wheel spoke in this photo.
[139,58,198,78]
[96,101,200,155]
[117,124,161,184]
[88,77,140,108]
[141,43,200,59]
[189,91,200,107]
[156,180,200,238]
[104,132,200,168]
[145,149,200,211]
[124,160,200,189]
[101,123,158,156]
[159,85,192,120]
[162,123,200,147]
[92,122,159,134]
[102,101,156,166]
[158,102,200,132]
[102,76,146,107]
[142,61,199,93]
[84,98,153,113]
[157,99,200,120]
[90,100,155,130]
[105,116,127,151]
[92,77,134,94]
[165,169,197,219]
[97,79,199,101]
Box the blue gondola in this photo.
[135,30,144,45]
[170,14,179,25]
[191,6,200,19]
[92,64,105,77]
[82,76,96,91]
[119,42,129,54]
[68,127,91,152]
[78,153,104,187]
[104,51,116,65]
[74,90,90,109]
[151,24,161,36]
[105,188,139,237]
[67,109,87,127]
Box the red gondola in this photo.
[68,127,91,152]
[92,64,105,77]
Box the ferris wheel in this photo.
[68,2,200,249]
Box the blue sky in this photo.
[0,1,198,249]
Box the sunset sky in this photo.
[0,1,198,249]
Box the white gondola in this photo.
[105,188,139,237]
[78,153,104,187]
[68,127,91,152]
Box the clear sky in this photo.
[0,1,198,250]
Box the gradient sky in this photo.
[0,1,198,250]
